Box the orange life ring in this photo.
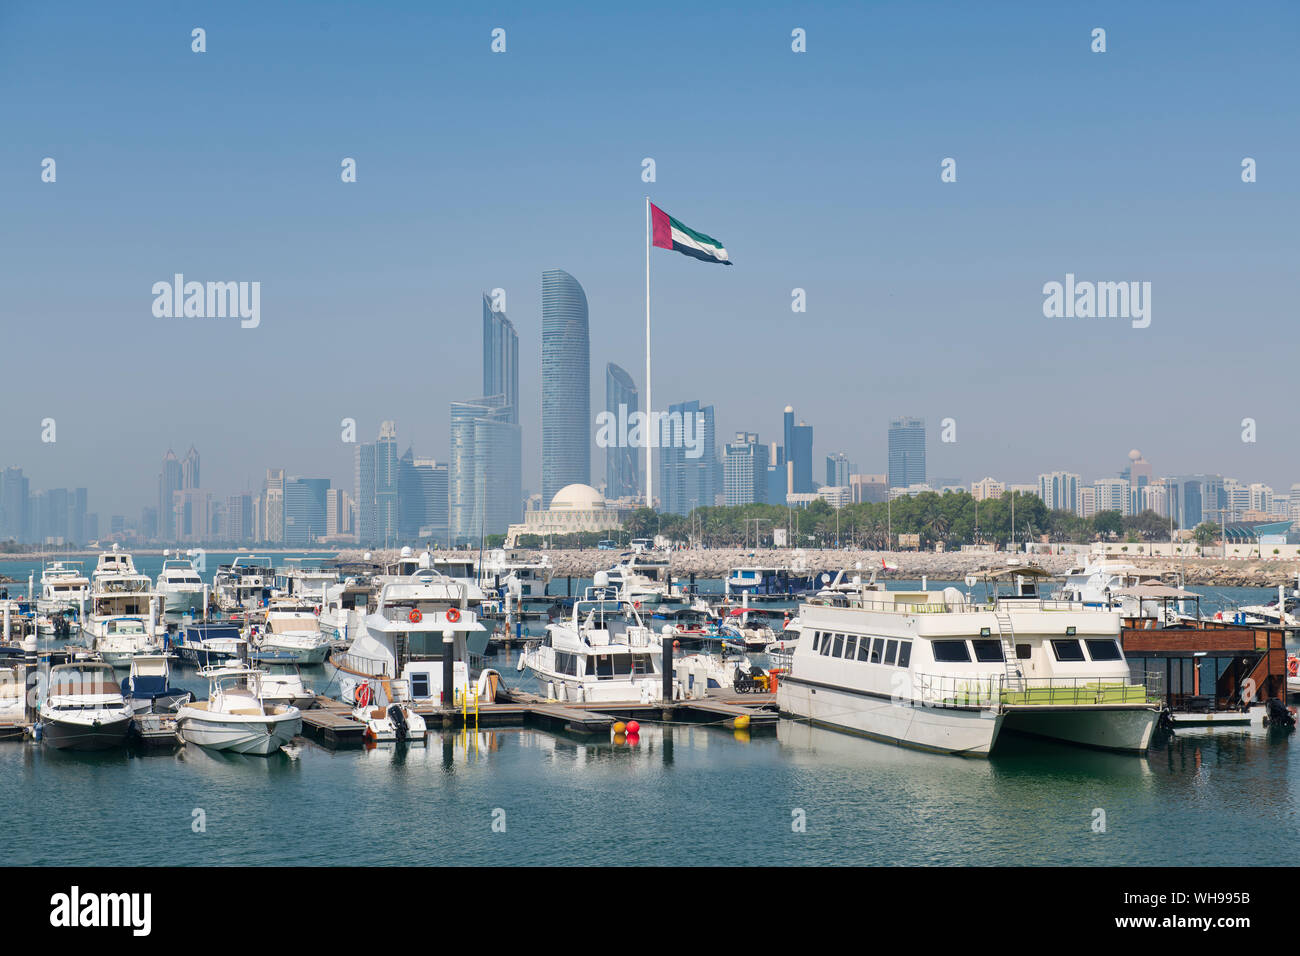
[355,682,372,708]
[446,607,461,623]
[408,608,423,624]
[1289,657,1298,678]
[634,601,641,609]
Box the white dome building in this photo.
[505,483,629,546]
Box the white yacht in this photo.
[84,548,164,666]
[212,556,274,612]
[519,582,664,703]
[176,668,302,755]
[206,654,316,710]
[38,661,133,750]
[329,569,497,710]
[604,546,678,606]
[254,598,330,664]
[156,556,206,616]
[37,561,90,619]
[0,665,24,723]
[776,567,1159,756]
[479,548,553,599]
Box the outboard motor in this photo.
[1265,697,1296,730]
[1157,709,1175,734]
[388,704,409,742]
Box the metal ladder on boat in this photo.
[993,610,1024,694]
[394,632,409,674]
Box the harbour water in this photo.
[4,555,1299,866]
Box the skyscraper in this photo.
[790,420,814,494]
[604,362,639,500]
[825,453,852,489]
[658,399,717,515]
[283,477,330,545]
[887,417,926,489]
[724,432,764,506]
[399,455,449,545]
[541,269,590,503]
[181,445,200,490]
[450,294,523,542]
[158,450,181,541]
[263,468,285,543]
[354,423,399,546]
[1038,471,1081,513]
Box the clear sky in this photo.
[3,0,1297,517]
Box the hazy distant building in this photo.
[659,399,717,516]
[1094,478,1131,517]
[400,451,449,545]
[172,488,210,543]
[605,362,640,500]
[226,493,254,544]
[825,453,852,490]
[181,445,200,491]
[324,488,354,539]
[1037,472,1080,513]
[765,442,787,507]
[850,473,889,504]
[158,450,182,540]
[283,477,330,545]
[355,422,400,546]
[263,468,285,544]
[724,432,764,506]
[971,477,1004,501]
[888,418,926,489]
[482,293,519,420]
[788,413,814,494]
[1,467,29,542]
[541,269,591,502]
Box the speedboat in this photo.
[38,661,133,750]
[247,652,316,709]
[120,654,192,714]
[350,679,427,744]
[176,668,302,755]
[519,579,664,704]
[156,557,206,616]
[254,599,330,664]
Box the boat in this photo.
[36,561,90,621]
[603,546,678,606]
[1288,654,1300,695]
[1238,584,1300,628]
[272,559,338,603]
[120,654,193,714]
[317,574,378,642]
[725,559,818,599]
[329,568,497,709]
[172,622,247,666]
[156,556,206,616]
[0,666,24,722]
[212,556,275,612]
[249,653,316,709]
[519,579,664,704]
[775,565,1160,756]
[37,661,133,750]
[254,598,330,664]
[478,548,553,599]
[349,678,427,744]
[84,548,164,665]
[176,668,302,755]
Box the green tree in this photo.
[1193,521,1221,547]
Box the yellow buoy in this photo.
[734,714,751,730]
[612,721,627,734]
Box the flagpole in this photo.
[645,196,653,512]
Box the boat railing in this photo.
[910,673,1154,710]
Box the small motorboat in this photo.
[176,668,301,756]
[173,622,246,667]
[246,651,316,709]
[120,654,192,714]
[350,679,426,744]
[38,661,133,751]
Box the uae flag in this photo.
[651,203,731,265]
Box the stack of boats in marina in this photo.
[83,547,165,666]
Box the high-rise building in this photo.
[1037,471,1080,513]
[1093,478,1132,516]
[400,450,450,544]
[181,445,200,490]
[70,488,87,545]
[283,477,330,545]
[324,488,354,539]
[887,418,926,489]
[765,441,787,506]
[172,488,210,542]
[605,363,639,500]
[158,449,182,540]
[354,423,400,545]
[450,295,523,543]
[724,432,764,506]
[825,453,852,489]
[658,399,716,515]
[1,467,29,542]
[226,493,254,543]
[263,468,285,544]
[541,269,590,503]
[849,474,889,504]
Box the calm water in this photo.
[4,556,1298,866]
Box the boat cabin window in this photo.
[896,641,911,668]
[811,631,821,651]
[819,635,834,656]
[832,634,844,657]
[843,635,859,659]
[870,638,884,663]
[1085,639,1122,661]
[884,639,898,665]
[971,640,1005,663]
[1016,644,1031,660]
[555,652,579,676]
[932,640,971,663]
[856,639,872,663]
[410,673,431,698]
[1050,639,1086,662]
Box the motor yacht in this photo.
[212,556,274,612]
[84,548,164,666]
[38,661,133,750]
[156,556,206,616]
[254,598,330,664]
[176,668,302,755]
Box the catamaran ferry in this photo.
[776,567,1159,756]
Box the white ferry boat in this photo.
[776,567,1159,756]
[156,556,206,616]
[519,582,664,703]
[84,548,164,665]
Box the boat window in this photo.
[810,630,820,651]
[819,635,834,656]
[884,639,898,666]
[410,673,431,697]
[1050,639,1086,662]
[972,640,1005,663]
[832,634,844,657]
[871,638,884,663]
[612,655,633,675]
[843,635,859,659]
[932,640,971,663]
[556,652,578,676]
[897,641,912,668]
[856,638,872,662]
[1085,639,1122,661]
[1016,644,1031,660]
[632,654,653,675]
[595,655,614,678]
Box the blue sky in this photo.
[2,0,1297,516]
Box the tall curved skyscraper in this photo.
[541,269,590,503]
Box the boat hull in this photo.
[41,714,132,751]
[257,639,330,665]
[777,677,1003,756]
[177,710,302,755]
[1001,705,1158,753]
